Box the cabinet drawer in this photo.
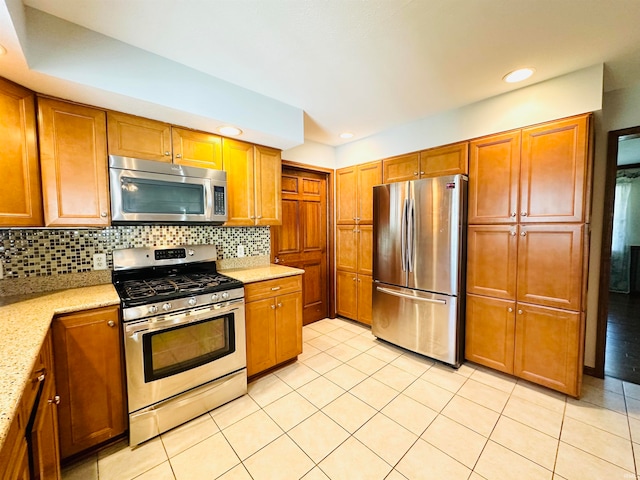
[245,275,302,302]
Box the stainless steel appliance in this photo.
[109,155,228,224]
[372,174,467,367]
[112,244,246,445]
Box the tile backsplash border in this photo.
[0,225,270,280]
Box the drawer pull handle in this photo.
[37,373,46,383]
[48,395,61,405]
[271,287,281,291]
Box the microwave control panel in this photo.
[214,186,226,215]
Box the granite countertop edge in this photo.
[220,264,305,283]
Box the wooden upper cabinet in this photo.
[0,78,42,227]
[107,111,172,162]
[420,141,468,178]
[254,145,282,226]
[171,127,222,169]
[337,160,382,225]
[38,97,110,227]
[357,161,382,224]
[222,138,255,226]
[382,153,420,183]
[468,130,521,224]
[336,166,357,224]
[520,115,590,223]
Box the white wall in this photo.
[282,140,336,169]
[335,65,604,167]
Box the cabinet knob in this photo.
[510,231,516,236]
[420,171,425,175]
[101,212,108,218]
[511,212,517,217]
[270,304,276,309]
[107,320,116,327]
[508,307,513,313]
[37,373,46,383]
[352,277,357,281]
[277,302,283,308]
[257,215,262,219]
[518,309,523,314]
[175,153,182,159]
[521,212,528,217]
[250,216,255,219]
[164,151,171,156]
[520,231,527,237]
[413,171,419,176]
[48,395,61,405]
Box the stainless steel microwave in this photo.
[109,155,228,224]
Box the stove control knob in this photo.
[221,292,230,300]
[188,297,197,306]
[211,293,219,301]
[162,302,172,312]
[187,249,195,256]
[148,305,158,314]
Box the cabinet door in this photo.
[255,145,282,225]
[0,78,42,227]
[382,153,420,183]
[336,270,358,320]
[514,303,582,396]
[223,138,255,226]
[336,225,357,272]
[466,225,517,299]
[245,298,277,376]
[106,111,172,162]
[520,115,589,223]
[275,292,303,363]
[38,98,109,226]
[465,294,515,374]
[420,142,468,178]
[30,376,61,480]
[357,225,374,276]
[517,224,584,311]
[336,166,357,224]
[357,274,373,325]
[52,306,126,459]
[171,127,222,169]
[468,131,520,224]
[357,161,382,225]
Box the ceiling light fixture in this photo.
[0,44,7,56]
[503,67,535,83]
[340,132,354,139]
[218,126,242,136]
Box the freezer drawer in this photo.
[372,283,462,367]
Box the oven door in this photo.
[124,299,246,413]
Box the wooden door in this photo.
[38,98,110,226]
[356,161,383,224]
[357,275,373,325]
[420,141,469,178]
[465,294,516,374]
[357,225,374,276]
[273,167,329,324]
[336,225,357,272]
[516,224,584,311]
[468,130,521,224]
[52,306,126,459]
[0,78,42,227]
[275,292,303,362]
[466,225,518,299]
[520,115,590,223]
[514,303,582,396]
[245,298,277,376]
[171,127,222,169]
[222,138,255,226]
[255,145,282,225]
[106,111,172,162]
[382,153,420,183]
[336,166,357,224]
[337,270,358,320]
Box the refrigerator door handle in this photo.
[376,286,447,305]
[407,197,415,272]
[401,198,408,271]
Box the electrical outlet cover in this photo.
[93,253,107,270]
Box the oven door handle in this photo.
[125,301,243,337]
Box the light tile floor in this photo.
[63,318,640,480]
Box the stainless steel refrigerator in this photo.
[372,174,467,367]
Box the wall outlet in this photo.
[93,253,107,270]
[237,245,246,258]
[0,262,3,280]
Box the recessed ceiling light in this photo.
[0,45,7,56]
[218,126,242,136]
[503,67,535,83]
[340,132,354,139]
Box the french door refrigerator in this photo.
[372,174,467,367]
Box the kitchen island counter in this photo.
[0,284,119,450]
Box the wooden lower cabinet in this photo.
[52,306,126,459]
[0,407,30,480]
[336,271,372,325]
[245,276,303,377]
[30,374,61,480]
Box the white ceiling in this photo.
[4,0,640,147]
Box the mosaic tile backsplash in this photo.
[0,225,270,279]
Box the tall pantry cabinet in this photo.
[465,114,592,396]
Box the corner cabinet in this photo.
[222,139,282,226]
[38,97,110,227]
[465,114,592,397]
[0,77,43,227]
[245,275,302,377]
[52,306,126,460]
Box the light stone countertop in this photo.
[220,264,305,283]
[0,284,120,451]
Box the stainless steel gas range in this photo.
[112,244,247,446]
